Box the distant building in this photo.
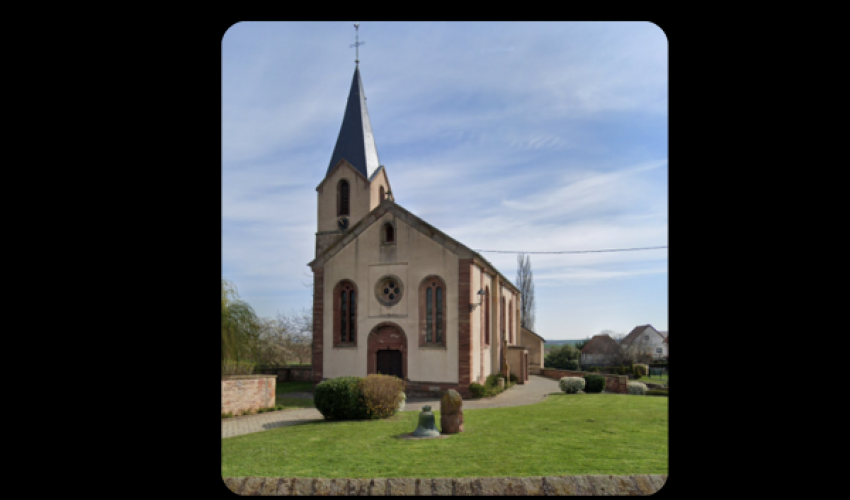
[620,325,667,361]
[579,334,622,367]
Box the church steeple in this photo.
[326,64,381,180]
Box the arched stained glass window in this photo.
[349,290,356,343]
[420,276,446,346]
[341,290,347,342]
[436,287,443,342]
[334,281,357,345]
[426,287,433,342]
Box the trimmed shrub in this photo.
[509,373,518,383]
[358,374,405,419]
[314,376,369,420]
[583,374,606,393]
[633,364,649,378]
[485,374,502,387]
[469,382,487,399]
[646,389,668,397]
[559,377,586,394]
[627,381,648,395]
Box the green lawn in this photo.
[276,381,314,395]
[221,393,667,477]
[633,374,668,384]
[270,381,315,409]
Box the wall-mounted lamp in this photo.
[470,289,486,312]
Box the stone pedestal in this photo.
[440,389,464,434]
[498,378,505,389]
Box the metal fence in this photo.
[647,366,668,379]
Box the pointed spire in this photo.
[326,65,381,179]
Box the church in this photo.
[308,60,538,398]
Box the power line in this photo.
[472,246,668,255]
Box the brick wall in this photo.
[221,375,276,415]
[254,366,312,382]
[312,268,324,387]
[540,368,628,394]
[457,259,473,393]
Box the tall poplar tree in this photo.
[516,253,536,331]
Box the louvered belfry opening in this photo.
[338,179,350,216]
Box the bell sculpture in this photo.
[411,405,441,437]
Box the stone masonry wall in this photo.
[223,475,667,496]
[540,368,628,395]
[221,375,276,415]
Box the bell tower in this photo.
[315,28,391,258]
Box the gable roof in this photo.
[580,334,621,355]
[620,325,664,346]
[325,65,381,180]
[520,326,545,343]
[307,199,520,295]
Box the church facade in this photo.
[308,64,531,398]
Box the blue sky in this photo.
[222,21,668,340]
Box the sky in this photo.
[222,21,668,340]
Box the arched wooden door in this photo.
[367,323,407,381]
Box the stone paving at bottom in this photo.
[221,375,563,439]
[222,474,669,495]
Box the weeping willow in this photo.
[221,278,261,370]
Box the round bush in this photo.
[633,364,649,378]
[583,374,606,393]
[627,381,648,396]
[469,382,487,399]
[509,373,518,383]
[358,374,405,419]
[314,376,369,420]
[485,374,502,387]
[559,376,585,394]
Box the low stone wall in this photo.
[221,375,276,415]
[254,366,312,382]
[540,368,628,395]
[223,475,667,496]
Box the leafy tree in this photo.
[574,336,591,351]
[544,343,581,370]
[221,278,261,363]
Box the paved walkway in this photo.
[222,375,562,439]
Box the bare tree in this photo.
[516,253,535,331]
[280,308,313,365]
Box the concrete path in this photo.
[222,375,562,439]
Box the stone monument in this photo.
[440,389,464,433]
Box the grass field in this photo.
[221,393,667,478]
[633,374,668,384]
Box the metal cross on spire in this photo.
[351,23,364,64]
